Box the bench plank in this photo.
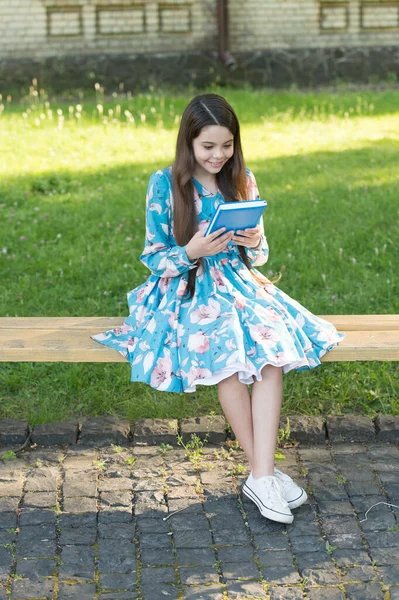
[0,316,398,362]
[0,315,398,330]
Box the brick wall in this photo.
[1,0,398,60]
[229,0,399,50]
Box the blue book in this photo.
[205,199,267,236]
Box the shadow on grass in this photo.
[0,140,398,423]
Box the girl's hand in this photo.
[186,227,234,261]
[231,224,262,248]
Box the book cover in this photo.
[205,199,267,236]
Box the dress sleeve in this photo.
[139,170,199,278]
[244,169,269,267]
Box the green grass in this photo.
[0,84,398,425]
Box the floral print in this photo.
[91,166,345,393]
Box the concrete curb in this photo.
[0,414,398,448]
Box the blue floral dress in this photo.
[91,166,345,393]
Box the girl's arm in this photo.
[244,170,269,267]
[139,170,199,278]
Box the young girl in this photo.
[91,93,345,525]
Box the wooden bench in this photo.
[0,315,398,362]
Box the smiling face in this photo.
[192,125,234,180]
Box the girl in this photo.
[91,93,345,525]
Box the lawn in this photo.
[0,84,398,425]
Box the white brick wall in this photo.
[0,0,397,59]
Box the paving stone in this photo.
[332,549,372,567]
[57,582,97,599]
[0,480,24,496]
[317,500,354,516]
[322,515,361,537]
[99,572,137,590]
[294,551,333,570]
[174,528,213,548]
[24,466,59,492]
[390,586,399,600]
[98,594,138,600]
[359,508,396,531]
[30,420,78,445]
[364,530,399,548]
[139,531,174,549]
[63,475,97,497]
[167,485,199,499]
[280,415,326,444]
[0,528,16,544]
[80,415,131,446]
[327,533,364,550]
[0,419,29,445]
[244,511,287,535]
[136,515,170,533]
[18,522,56,541]
[344,582,385,599]
[341,565,381,583]
[140,566,175,586]
[98,509,132,524]
[216,545,253,563]
[176,547,217,566]
[289,536,326,553]
[252,533,290,551]
[369,547,399,565]
[99,521,136,539]
[257,549,295,568]
[140,547,175,566]
[133,418,178,445]
[212,527,249,545]
[100,490,132,507]
[326,415,375,443]
[377,565,399,585]
[260,565,301,584]
[59,526,97,545]
[0,496,23,512]
[306,588,345,600]
[168,513,209,532]
[0,511,17,529]
[375,415,399,442]
[301,567,341,585]
[182,585,224,599]
[59,512,97,528]
[180,416,226,444]
[58,545,95,580]
[0,546,13,576]
[11,576,55,598]
[222,561,259,580]
[286,520,320,537]
[180,567,220,585]
[63,496,97,512]
[299,447,332,463]
[98,553,136,573]
[346,480,381,497]
[227,580,268,598]
[22,491,57,508]
[99,476,134,492]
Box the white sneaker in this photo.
[274,468,308,510]
[243,473,294,524]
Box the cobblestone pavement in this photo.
[0,438,399,600]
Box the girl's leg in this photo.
[217,373,254,468]
[251,364,283,478]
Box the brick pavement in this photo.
[0,428,399,599]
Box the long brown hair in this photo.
[172,93,276,300]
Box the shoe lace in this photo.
[262,476,288,508]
